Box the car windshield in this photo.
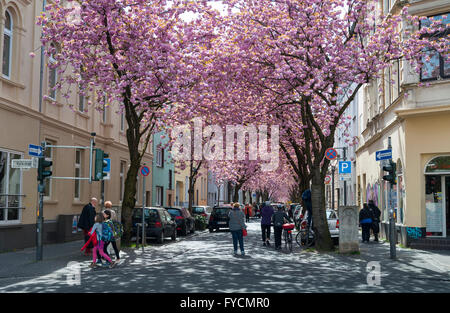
[327,211,337,219]
[133,209,159,222]
[214,208,230,215]
[167,209,182,217]
[192,207,205,214]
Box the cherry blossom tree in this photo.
[38,0,203,244]
[203,0,449,250]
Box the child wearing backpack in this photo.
[89,213,116,268]
[103,209,121,261]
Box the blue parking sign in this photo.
[339,161,351,174]
[104,158,111,173]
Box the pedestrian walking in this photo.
[103,203,121,261]
[368,200,381,242]
[228,203,247,256]
[77,198,98,256]
[359,203,374,243]
[244,203,252,223]
[272,206,292,250]
[260,201,274,246]
[89,213,116,268]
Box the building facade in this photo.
[0,1,152,252]
[355,0,450,246]
[152,131,174,207]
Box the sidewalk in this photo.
[0,229,210,283]
[0,240,87,281]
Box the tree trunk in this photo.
[233,184,241,203]
[121,151,140,246]
[310,167,334,251]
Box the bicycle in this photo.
[282,223,295,252]
[295,219,315,248]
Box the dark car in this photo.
[208,205,232,232]
[131,207,176,244]
[166,207,195,236]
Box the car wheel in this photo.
[171,229,177,241]
[156,231,164,244]
[209,227,214,233]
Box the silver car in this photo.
[299,209,339,241]
[192,206,213,222]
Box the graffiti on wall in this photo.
[366,183,380,207]
[406,227,424,240]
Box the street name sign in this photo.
[376,149,392,161]
[29,144,43,157]
[11,158,38,169]
[339,161,351,174]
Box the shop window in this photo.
[0,150,23,224]
[425,175,444,236]
[425,156,450,174]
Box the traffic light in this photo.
[383,160,396,185]
[38,157,52,183]
[94,148,109,181]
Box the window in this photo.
[156,186,163,206]
[74,149,82,200]
[2,10,12,78]
[48,45,57,100]
[420,13,450,81]
[0,150,23,224]
[102,95,108,123]
[156,146,164,167]
[120,112,125,131]
[383,0,392,15]
[168,170,173,190]
[78,89,85,112]
[43,140,54,198]
[119,161,126,202]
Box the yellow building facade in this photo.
[0,1,152,252]
[356,0,450,246]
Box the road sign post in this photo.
[141,165,150,251]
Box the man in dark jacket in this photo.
[359,203,374,243]
[368,200,381,242]
[272,206,292,250]
[78,198,98,255]
[302,189,313,226]
[260,202,274,246]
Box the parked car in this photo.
[208,205,232,232]
[299,209,339,243]
[289,203,300,218]
[293,205,303,227]
[166,207,195,236]
[271,203,286,212]
[192,206,213,222]
[131,207,176,244]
